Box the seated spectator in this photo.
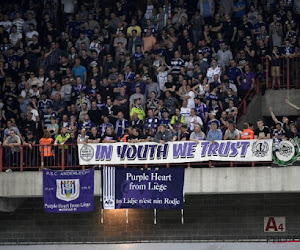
[159,109,171,127]
[127,127,144,143]
[190,124,206,142]
[78,114,95,134]
[130,112,144,131]
[207,121,223,142]
[173,124,190,141]
[223,121,240,140]
[101,126,118,143]
[88,127,101,143]
[225,100,238,123]
[154,124,173,143]
[98,115,114,137]
[144,109,160,133]
[171,108,185,130]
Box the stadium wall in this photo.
[0,194,300,243]
[1,167,300,197]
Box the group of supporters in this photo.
[0,0,299,167]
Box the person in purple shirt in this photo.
[237,64,255,99]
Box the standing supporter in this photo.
[254,119,271,139]
[3,129,21,167]
[39,130,53,167]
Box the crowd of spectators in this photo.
[0,0,299,167]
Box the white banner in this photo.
[78,140,273,165]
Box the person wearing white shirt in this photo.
[189,108,203,131]
[177,85,195,109]
[0,14,12,33]
[180,100,191,126]
[157,63,172,90]
[206,59,221,83]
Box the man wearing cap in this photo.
[154,124,173,144]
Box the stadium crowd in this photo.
[0,0,299,167]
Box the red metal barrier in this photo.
[0,144,272,172]
[263,55,300,90]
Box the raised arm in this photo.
[285,99,300,111]
[269,107,280,124]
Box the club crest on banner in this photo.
[80,145,94,161]
[275,140,295,162]
[56,179,80,202]
[252,141,269,157]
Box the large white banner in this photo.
[78,140,273,165]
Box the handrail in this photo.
[261,55,300,90]
[0,143,271,172]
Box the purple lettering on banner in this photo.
[157,144,169,159]
[207,142,219,156]
[229,142,238,157]
[187,142,196,158]
[127,145,137,160]
[96,145,113,161]
[218,142,230,157]
[117,145,128,160]
[173,142,188,158]
[240,141,250,157]
[149,144,157,160]
[43,169,94,213]
[137,145,148,160]
[105,167,184,209]
[200,141,210,157]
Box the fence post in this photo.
[61,147,65,171]
[0,146,2,172]
[20,147,24,171]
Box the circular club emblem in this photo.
[275,140,295,162]
[252,141,269,157]
[80,145,94,161]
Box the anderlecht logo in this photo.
[56,179,80,202]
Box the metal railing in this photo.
[261,55,300,90]
[0,144,271,172]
